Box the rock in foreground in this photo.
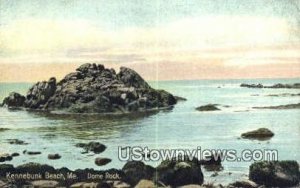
[241,128,274,140]
[1,63,177,113]
[249,161,300,187]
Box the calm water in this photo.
[0,78,300,184]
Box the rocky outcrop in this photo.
[1,92,25,108]
[196,104,220,111]
[241,128,274,140]
[253,103,300,110]
[1,63,177,113]
[249,160,300,187]
[241,83,300,89]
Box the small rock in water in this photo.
[241,128,274,140]
[0,128,10,132]
[7,139,28,145]
[48,154,61,160]
[25,151,41,155]
[75,142,106,154]
[11,153,20,157]
[95,158,112,166]
[196,104,220,111]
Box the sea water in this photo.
[0,78,299,184]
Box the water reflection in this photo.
[23,109,171,140]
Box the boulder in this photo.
[241,128,274,140]
[196,104,220,111]
[75,142,106,154]
[95,158,112,166]
[249,160,300,187]
[155,157,204,187]
[122,161,155,186]
[1,92,25,107]
[48,154,61,160]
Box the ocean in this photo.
[0,78,299,184]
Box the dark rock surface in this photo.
[241,128,274,140]
[155,157,204,187]
[196,104,220,111]
[241,83,300,89]
[122,161,155,186]
[48,153,61,160]
[253,103,300,110]
[1,92,25,108]
[7,139,28,145]
[249,160,300,187]
[95,157,112,166]
[0,128,10,132]
[75,141,106,154]
[1,63,177,113]
[0,153,20,163]
[266,93,300,97]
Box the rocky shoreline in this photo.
[0,158,299,188]
[1,63,178,114]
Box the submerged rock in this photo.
[48,154,61,160]
[0,128,10,132]
[175,96,187,101]
[95,158,112,166]
[241,128,274,140]
[249,160,300,187]
[241,83,300,89]
[1,64,178,113]
[196,104,220,111]
[253,103,300,110]
[75,141,106,154]
[7,139,28,145]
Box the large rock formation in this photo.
[1,63,177,113]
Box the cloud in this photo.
[0,15,299,81]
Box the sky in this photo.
[0,0,299,82]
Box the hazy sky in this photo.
[0,0,299,82]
